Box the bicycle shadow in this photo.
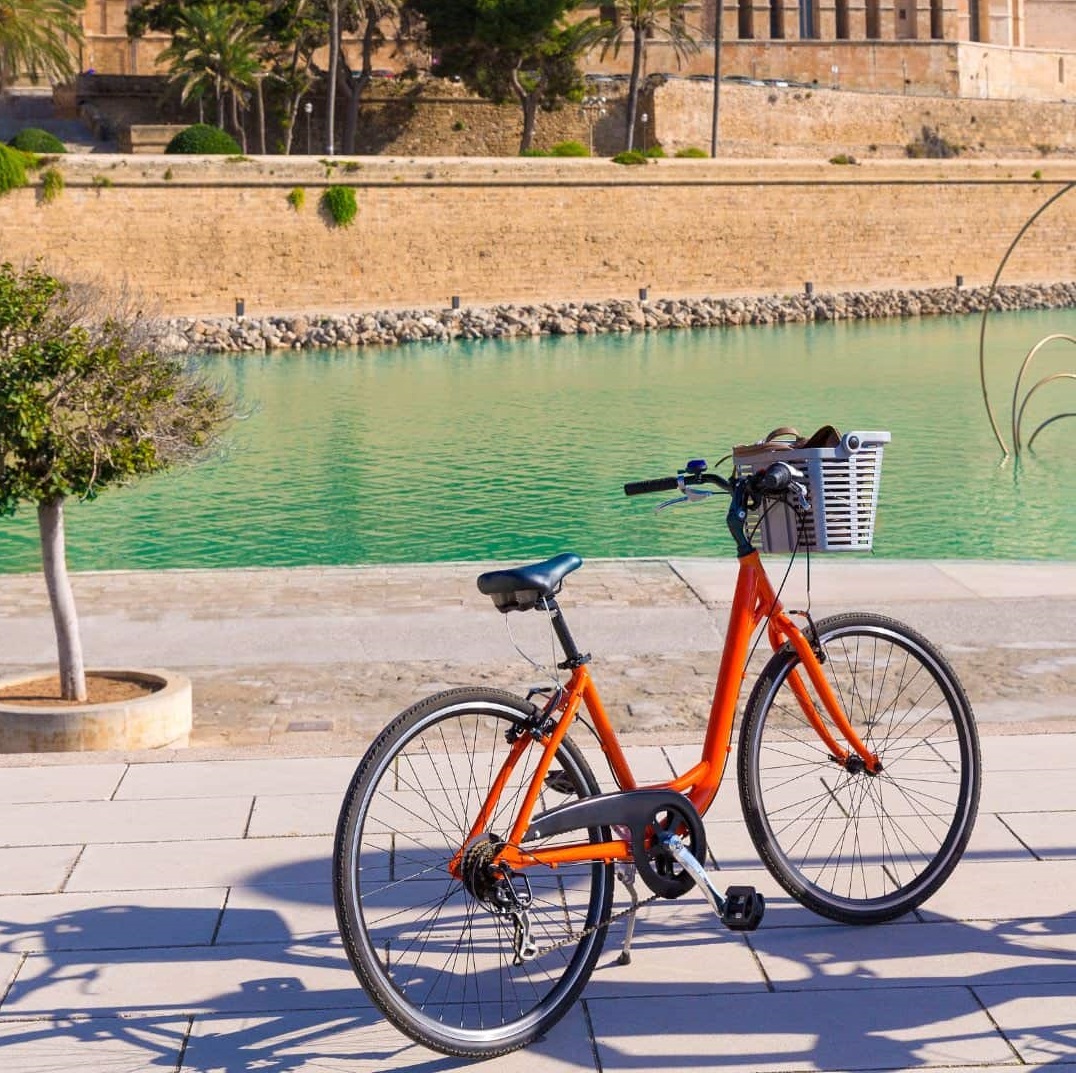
[3,854,1076,1070]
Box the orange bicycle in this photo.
[334,436,981,1059]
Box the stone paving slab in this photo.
[0,1015,190,1072]
[587,987,1015,1071]
[918,859,1076,923]
[0,845,81,896]
[0,889,227,953]
[180,1005,597,1073]
[66,836,332,893]
[1,940,359,1018]
[974,982,1076,1064]
[0,764,126,803]
[752,918,1076,991]
[998,811,1076,859]
[113,758,361,800]
[0,797,254,847]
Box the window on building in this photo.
[836,0,850,38]
[599,4,620,25]
[865,0,881,38]
[930,0,943,38]
[799,0,818,38]
[968,0,981,41]
[738,0,754,38]
[770,0,784,37]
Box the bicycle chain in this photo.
[530,889,662,960]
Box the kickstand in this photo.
[614,863,640,966]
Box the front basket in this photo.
[732,430,891,553]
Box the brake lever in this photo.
[656,478,718,512]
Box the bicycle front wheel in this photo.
[738,613,980,924]
[333,687,613,1059]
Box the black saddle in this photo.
[476,553,582,613]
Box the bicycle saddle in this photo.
[477,553,582,612]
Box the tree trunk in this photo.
[231,90,248,152]
[625,30,645,151]
[326,0,340,154]
[343,10,378,155]
[255,77,267,155]
[37,497,86,703]
[510,62,540,154]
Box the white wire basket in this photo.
[732,429,891,553]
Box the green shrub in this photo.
[40,166,64,203]
[452,119,466,132]
[643,145,666,158]
[163,167,174,181]
[8,127,66,154]
[165,124,241,155]
[829,153,857,165]
[550,140,589,157]
[321,185,357,227]
[675,146,708,158]
[91,174,113,189]
[519,147,550,157]
[1032,169,1043,180]
[286,186,305,211]
[612,149,648,165]
[905,126,961,159]
[0,144,29,195]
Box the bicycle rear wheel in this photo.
[333,687,613,1059]
[738,613,980,924]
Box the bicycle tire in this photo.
[333,687,613,1059]
[738,613,980,924]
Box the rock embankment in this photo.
[160,282,1076,353]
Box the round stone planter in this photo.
[0,669,192,753]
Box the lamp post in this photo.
[580,94,607,155]
[640,112,648,153]
[304,100,313,154]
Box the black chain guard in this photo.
[522,788,707,900]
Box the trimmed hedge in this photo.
[612,149,648,166]
[675,147,708,158]
[8,128,66,154]
[165,124,242,155]
[550,140,589,157]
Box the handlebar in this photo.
[623,463,794,499]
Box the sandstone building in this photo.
[77,0,1075,99]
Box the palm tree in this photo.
[588,0,698,152]
[0,0,84,91]
[156,3,263,150]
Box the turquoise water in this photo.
[1,309,1075,572]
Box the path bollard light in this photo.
[805,281,814,296]
[235,298,245,318]
[639,287,648,301]
[956,274,964,288]
[451,295,460,310]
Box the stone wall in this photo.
[0,156,1073,317]
[656,79,1076,157]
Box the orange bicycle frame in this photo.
[458,549,880,876]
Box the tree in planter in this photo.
[0,263,233,701]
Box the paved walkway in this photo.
[1,558,1076,1070]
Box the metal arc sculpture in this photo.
[978,180,1076,458]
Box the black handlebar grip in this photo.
[624,476,682,496]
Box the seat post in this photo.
[541,596,589,668]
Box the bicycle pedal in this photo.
[720,886,765,932]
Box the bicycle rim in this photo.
[740,614,980,923]
[334,689,612,1057]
